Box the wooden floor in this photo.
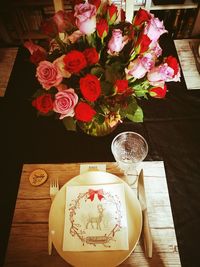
[0,47,18,97]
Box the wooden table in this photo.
[0,48,18,97]
[174,39,200,90]
[4,161,181,267]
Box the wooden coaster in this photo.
[29,169,48,186]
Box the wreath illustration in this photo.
[68,188,123,247]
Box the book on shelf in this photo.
[152,0,185,4]
[176,8,197,39]
[151,8,197,39]
[43,3,72,15]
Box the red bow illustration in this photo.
[88,189,104,201]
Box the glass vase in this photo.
[78,120,118,137]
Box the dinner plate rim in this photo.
[49,171,142,267]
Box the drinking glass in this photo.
[111,131,148,186]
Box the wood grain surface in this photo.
[174,39,200,90]
[0,48,18,97]
[4,161,181,267]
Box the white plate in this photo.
[49,171,142,267]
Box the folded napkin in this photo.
[63,183,129,251]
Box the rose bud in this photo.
[133,8,151,27]
[96,18,109,40]
[149,84,167,98]
[107,3,118,25]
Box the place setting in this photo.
[47,131,152,266]
[4,141,181,267]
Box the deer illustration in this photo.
[86,204,104,230]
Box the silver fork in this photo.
[49,178,59,255]
[50,178,59,201]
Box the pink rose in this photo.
[36,61,63,90]
[53,10,75,32]
[53,88,78,119]
[74,2,96,35]
[140,53,155,70]
[144,16,167,42]
[53,55,71,78]
[126,58,148,79]
[68,30,84,43]
[55,83,68,92]
[126,54,155,79]
[149,41,162,57]
[147,64,174,86]
[108,29,128,55]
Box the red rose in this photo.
[115,80,128,94]
[63,50,87,74]
[96,18,108,39]
[149,84,167,98]
[83,48,99,66]
[32,94,53,114]
[136,33,151,53]
[133,8,151,27]
[107,3,118,24]
[80,74,101,102]
[89,0,101,10]
[120,8,126,22]
[30,49,46,65]
[75,102,96,122]
[40,18,58,37]
[165,56,179,76]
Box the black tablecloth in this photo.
[1,36,200,267]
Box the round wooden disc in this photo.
[29,169,48,186]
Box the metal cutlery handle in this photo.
[48,231,52,255]
[143,209,153,258]
[49,178,59,255]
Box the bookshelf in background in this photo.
[0,0,199,46]
[151,7,198,39]
[0,0,73,46]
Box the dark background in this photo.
[1,36,200,267]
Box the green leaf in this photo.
[32,88,45,98]
[119,96,143,122]
[95,114,105,124]
[126,106,143,122]
[100,81,114,96]
[134,88,148,98]
[62,117,76,131]
[105,62,123,83]
[90,66,105,78]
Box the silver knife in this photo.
[138,169,153,258]
[48,231,52,255]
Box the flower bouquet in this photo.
[24,0,180,136]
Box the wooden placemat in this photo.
[0,47,18,97]
[4,161,181,267]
